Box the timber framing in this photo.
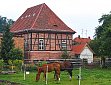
[23,32,72,51]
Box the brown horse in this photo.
[54,61,73,80]
[36,62,60,82]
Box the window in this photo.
[39,39,45,50]
[61,40,67,50]
[33,13,35,16]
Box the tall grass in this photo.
[0,68,111,85]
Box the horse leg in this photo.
[36,73,40,82]
[55,69,60,82]
[54,72,56,80]
[67,70,72,80]
[43,72,46,81]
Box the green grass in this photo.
[0,68,111,85]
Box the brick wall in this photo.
[29,51,62,60]
[13,37,24,50]
[13,32,73,60]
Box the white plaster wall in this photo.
[80,46,93,63]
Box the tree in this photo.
[8,48,23,71]
[89,39,100,56]
[10,48,23,60]
[90,12,111,68]
[0,16,14,32]
[0,25,14,64]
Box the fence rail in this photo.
[33,58,83,68]
[24,58,111,68]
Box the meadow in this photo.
[0,68,111,85]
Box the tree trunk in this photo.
[101,57,106,68]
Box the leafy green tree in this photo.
[96,12,111,57]
[10,48,23,60]
[90,12,111,68]
[0,16,14,32]
[0,25,14,64]
[89,39,100,56]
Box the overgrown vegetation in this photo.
[0,16,23,69]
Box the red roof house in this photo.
[72,43,94,63]
[10,3,76,62]
[72,36,94,63]
[73,35,91,44]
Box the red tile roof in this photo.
[72,44,86,54]
[73,37,91,44]
[10,3,75,34]
[72,43,95,54]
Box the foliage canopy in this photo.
[89,12,111,58]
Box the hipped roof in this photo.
[10,3,75,34]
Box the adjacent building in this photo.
[72,36,94,63]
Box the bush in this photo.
[13,60,22,71]
[25,64,37,72]
[8,60,23,71]
[0,59,4,71]
[61,50,70,59]
[38,61,47,67]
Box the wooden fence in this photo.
[33,58,83,69]
[25,57,111,69]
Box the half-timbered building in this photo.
[10,3,75,61]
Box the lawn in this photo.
[0,68,111,85]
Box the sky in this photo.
[0,0,111,39]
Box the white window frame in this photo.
[39,39,45,50]
[61,40,67,50]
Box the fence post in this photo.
[24,64,26,80]
[46,65,48,85]
[78,67,81,85]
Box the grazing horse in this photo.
[36,62,60,82]
[54,61,73,80]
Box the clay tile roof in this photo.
[10,3,75,34]
[72,43,95,55]
[73,37,91,44]
[72,44,86,54]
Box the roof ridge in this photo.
[31,3,44,29]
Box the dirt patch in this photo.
[0,80,21,85]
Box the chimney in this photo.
[78,35,80,38]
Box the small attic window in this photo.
[28,15,30,17]
[33,13,35,16]
[25,15,28,18]
[53,24,58,27]
[21,17,23,19]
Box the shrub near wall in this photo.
[8,60,22,72]
[25,64,37,72]
[0,60,4,72]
